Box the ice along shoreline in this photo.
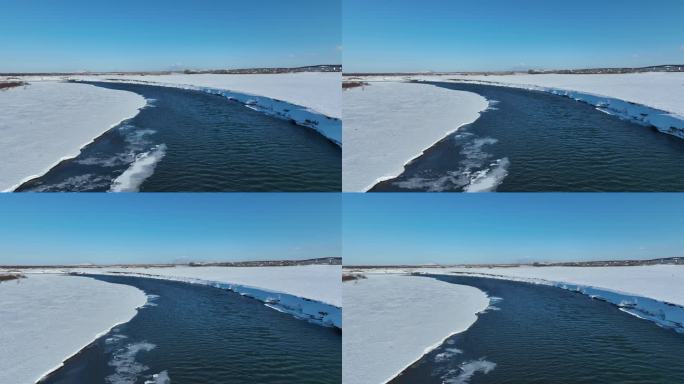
[72,265,341,328]
[418,265,684,334]
[73,72,342,146]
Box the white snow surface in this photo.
[0,274,146,384]
[343,81,488,191]
[343,273,489,384]
[73,72,342,145]
[0,82,146,191]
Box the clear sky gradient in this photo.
[343,194,684,265]
[344,0,684,72]
[0,194,340,265]
[0,0,341,72]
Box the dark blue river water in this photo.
[372,82,684,192]
[41,275,341,384]
[18,82,341,192]
[391,275,684,384]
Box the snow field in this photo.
[343,273,489,384]
[343,81,488,191]
[0,82,146,191]
[0,274,147,384]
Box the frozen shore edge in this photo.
[4,99,147,192]
[78,79,342,147]
[443,271,684,333]
[360,81,489,192]
[35,275,148,384]
[381,274,493,384]
[365,105,487,192]
[441,79,684,140]
[77,271,341,329]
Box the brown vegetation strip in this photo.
[342,81,369,90]
[0,274,25,282]
[0,81,25,90]
[342,274,366,282]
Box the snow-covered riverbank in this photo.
[0,274,146,384]
[73,72,342,145]
[343,81,488,191]
[0,82,146,191]
[411,72,684,140]
[343,273,489,384]
[424,265,684,333]
[72,265,341,328]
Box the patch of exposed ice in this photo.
[442,359,497,384]
[106,342,156,384]
[392,134,508,192]
[144,370,171,384]
[464,157,510,192]
[434,348,463,363]
[109,144,167,192]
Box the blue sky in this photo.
[0,0,341,72]
[343,194,684,265]
[0,194,340,265]
[344,0,684,72]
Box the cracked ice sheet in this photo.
[342,81,488,192]
[343,274,488,384]
[0,82,146,191]
[0,274,146,384]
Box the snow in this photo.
[0,274,146,384]
[415,72,684,139]
[431,265,684,332]
[74,265,341,327]
[343,273,489,384]
[73,72,342,145]
[0,82,146,191]
[343,81,488,192]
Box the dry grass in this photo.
[342,81,369,90]
[342,273,366,282]
[0,81,25,90]
[0,273,25,283]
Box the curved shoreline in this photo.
[381,291,495,384]
[3,83,147,192]
[9,110,145,193]
[443,271,684,333]
[343,273,488,384]
[77,79,342,146]
[440,79,684,140]
[76,271,341,328]
[36,292,148,384]
[365,93,489,192]
[343,81,489,192]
